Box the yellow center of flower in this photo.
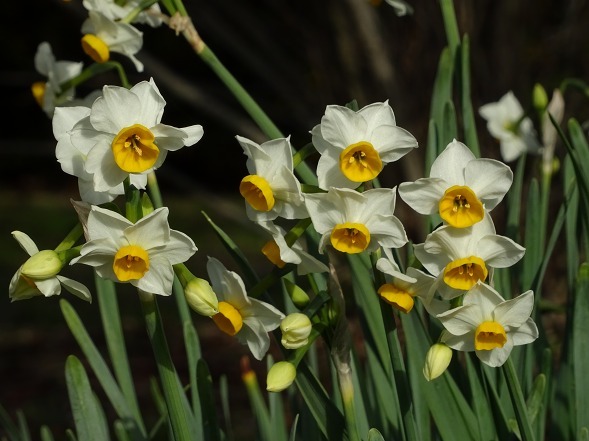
[443,256,488,290]
[261,240,286,268]
[113,245,150,282]
[81,34,110,64]
[239,175,275,212]
[212,301,244,336]
[377,283,415,313]
[31,82,46,107]
[112,124,159,173]
[438,185,484,228]
[330,222,370,254]
[475,321,507,350]
[339,141,383,182]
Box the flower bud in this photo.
[283,278,310,308]
[184,277,219,317]
[280,313,312,349]
[266,361,296,392]
[21,250,63,280]
[423,343,452,381]
[533,83,548,112]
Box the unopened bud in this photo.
[283,278,310,308]
[21,250,63,279]
[184,277,219,316]
[533,83,548,112]
[423,343,452,381]
[266,361,296,392]
[280,313,312,349]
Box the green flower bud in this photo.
[533,83,548,112]
[280,313,312,349]
[423,343,452,381]
[185,277,219,317]
[266,361,296,392]
[21,250,63,280]
[283,278,310,308]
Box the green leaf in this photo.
[65,355,111,441]
[367,428,386,441]
[465,354,496,440]
[458,34,480,157]
[574,263,589,438]
[184,322,204,440]
[502,358,536,441]
[0,401,21,441]
[288,414,300,441]
[522,179,542,292]
[40,426,55,441]
[197,360,221,441]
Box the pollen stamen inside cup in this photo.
[240,175,275,211]
[113,245,149,281]
[330,222,370,254]
[339,141,382,182]
[475,321,507,350]
[439,185,484,228]
[112,124,159,173]
[443,256,488,290]
[212,301,243,336]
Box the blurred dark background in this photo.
[2,0,589,439]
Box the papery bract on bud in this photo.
[9,231,91,302]
[437,282,538,367]
[237,136,306,222]
[398,139,513,228]
[70,206,197,296]
[206,257,285,360]
[305,187,408,254]
[311,101,417,190]
[479,91,541,162]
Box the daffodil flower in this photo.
[437,282,538,367]
[256,220,328,275]
[305,187,408,254]
[9,231,91,302]
[206,257,285,360]
[413,211,525,297]
[32,42,83,117]
[399,139,513,228]
[479,91,541,162]
[375,251,444,314]
[67,78,203,192]
[237,136,306,221]
[311,101,418,190]
[70,206,197,296]
[81,11,144,71]
[83,0,164,27]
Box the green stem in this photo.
[147,172,164,209]
[336,365,361,441]
[59,61,130,93]
[54,223,84,253]
[439,0,461,55]
[503,357,536,441]
[139,291,194,440]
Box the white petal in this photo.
[462,282,504,317]
[304,192,341,235]
[12,231,39,256]
[510,318,539,346]
[237,319,270,361]
[371,125,418,162]
[206,257,249,309]
[91,85,140,133]
[477,235,525,268]
[442,330,475,352]
[130,79,165,124]
[437,304,481,335]
[87,206,132,242]
[358,101,396,128]
[57,276,92,302]
[150,230,197,265]
[321,105,366,149]
[125,207,171,248]
[136,258,174,295]
[398,178,447,215]
[429,139,475,182]
[316,153,357,190]
[493,290,534,327]
[465,159,513,210]
[241,298,284,332]
[86,140,129,192]
[369,215,408,250]
[475,339,514,367]
[35,277,62,297]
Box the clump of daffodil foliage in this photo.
[5,1,588,441]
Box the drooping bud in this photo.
[266,361,297,392]
[184,277,219,316]
[21,250,64,280]
[280,313,312,349]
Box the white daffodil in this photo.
[83,0,163,27]
[305,187,408,254]
[9,231,91,302]
[32,42,84,117]
[70,206,197,295]
[81,11,144,72]
[311,101,418,190]
[206,257,285,361]
[256,220,328,275]
[67,78,203,193]
[479,91,541,162]
[413,212,525,299]
[375,251,444,315]
[237,136,306,221]
[437,282,538,367]
[398,139,513,228]
[54,105,128,204]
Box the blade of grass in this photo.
[574,263,589,438]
